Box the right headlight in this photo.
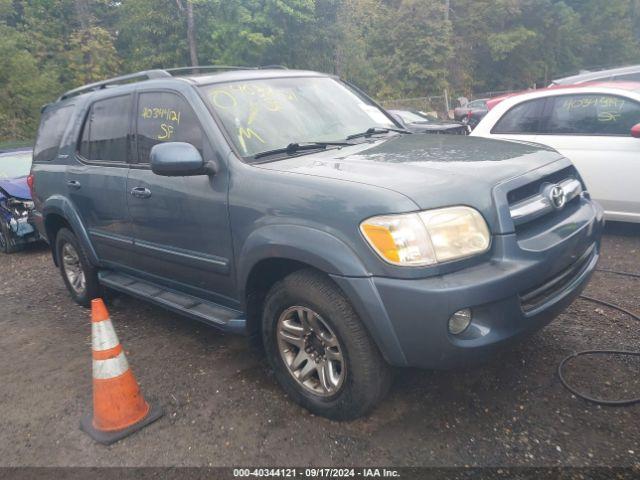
[360,206,491,266]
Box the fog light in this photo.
[448,308,472,335]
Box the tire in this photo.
[55,228,101,307]
[262,269,391,420]
[0,218,23,254]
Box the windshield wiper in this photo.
[346,127,412,141]
[252,141,352,160]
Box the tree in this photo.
[2,0,640,142]
[116,0,190,70]
[334,0,452,98]
[333,0,383,92]
[0,23,58,140]
[196,0,317,67]
[175,0,198,66]
[567,0,640,70]
[374,0,453,98]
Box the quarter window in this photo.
[34,105,73,162]
[544,94,640,135]
[136,92,204,163]
[492,99,545,134]
[79,95,131,162]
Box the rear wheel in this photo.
[55,228,101,306]
[262,269,391,420]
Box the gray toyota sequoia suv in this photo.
[30,67,604,419]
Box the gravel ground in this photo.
[0,223,638,468]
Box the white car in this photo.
[550,64,640,86]
[471,82,640,223]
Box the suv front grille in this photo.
[507,167,575,204]
[519,244,595,313]
[507,166,583,228]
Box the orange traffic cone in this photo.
[80,298,163,444]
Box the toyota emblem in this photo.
[549,185,566,209]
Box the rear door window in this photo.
[34,105,73,162]
[135,91,204,163]
[544,94,640,136]
[491,98,546,134]
[78,95,131,162]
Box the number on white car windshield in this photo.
[545,94,640,135]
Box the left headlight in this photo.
[360,206,491,266]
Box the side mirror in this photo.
[631,123,640,138]
[150,142,216,176]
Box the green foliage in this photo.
[487,27,537,62]
[0,23,58,139]
[116,0,189,70]
[373,0,453,98]
[66,26,121,84]
[2,0,640,141]
[567,0,640,69]
[198,0,318,66]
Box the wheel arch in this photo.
[238,224,374,345]
[44,213,70,265]
[238,225,369,306]
[42,195,99,266]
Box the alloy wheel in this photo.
[61,242,86,295]
[276,306,346,397]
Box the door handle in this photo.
[66,180,81,190]
[130,186,152,199]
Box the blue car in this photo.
[0,147,41,253]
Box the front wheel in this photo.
[262,269,391,420]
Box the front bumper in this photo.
[1,209,41,246]
[332,200,604,369]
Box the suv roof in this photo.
[551,64,640,86]
[54,65,322,103]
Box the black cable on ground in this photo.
[557,291,640,406]
[580,294,640,321]
[595,267,640,279]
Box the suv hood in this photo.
[257,134,562,211]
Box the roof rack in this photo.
[165,65,288,75]
[164,65,255,75]
[55,64,290,102]
[57,69,171,101]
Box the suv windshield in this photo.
[0,151,32,179]
[200,77,395,158]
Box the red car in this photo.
[453,98,488,128]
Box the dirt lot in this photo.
[0,223,638,468]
